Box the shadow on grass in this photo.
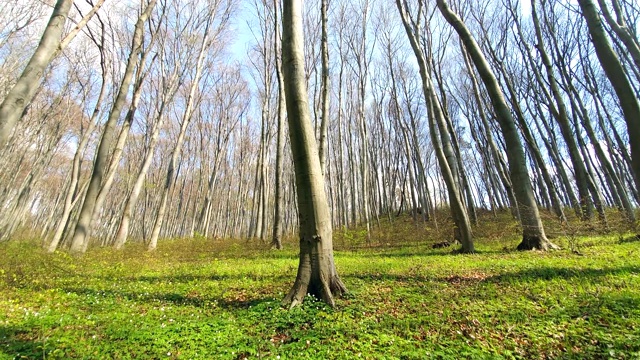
[345,265,640,285]
[59,286,280,310]
[618,234,640,244]
[486,265,640,283]
[346,246,515,259]
[0,326,46,359]
[123,272,291,284]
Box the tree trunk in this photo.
[395,0,474,253]
[436,0,556,250]
[281,0,347,308]
[272,0,286,250]
[317,0,330,176]
[578,0,640,198]
[148,17,211,251]
[69,0,157,254]
[531,1,593,220]
[0,0,73,149]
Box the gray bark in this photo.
[436,0,555,250]
[578,0,640,198]
[281,0,347,308]
[0,0,73,149]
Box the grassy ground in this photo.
[1,214,639,359]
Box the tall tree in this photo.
[577,0,640,196]
[281,0,347,308]
[272,0,286,250]
[395,0,475,253]
[0,0,105,149]
[147,2,224,251]
[436,0,556,250]
[530,0,594,220]
[69,0,158,254]
[0,0,73,149]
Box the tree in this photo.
[436,0,556,250]
[281,0,347,308]
[0,0,106,149]
[0,0,73,149]
[272,0,286,250]
[395,0,475,253]
[577,0,640,197]
[69,0,158,254]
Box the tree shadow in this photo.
[344,265,640,286]
[485,265,640,283]
[0,325,46,359]
[59,286,279,310]
[618,234,640,244]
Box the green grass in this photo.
[1,223,639,359]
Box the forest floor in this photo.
[1,212,639,359]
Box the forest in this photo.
[1,0,639,358]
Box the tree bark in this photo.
[578,0,640,197]
[0,0,73,149]
[281,0,347,308]
[436,0,556,250]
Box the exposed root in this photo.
[517,235,560,251]
[282,274,346,309]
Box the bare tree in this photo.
[395,0,474,253]
[0,0,105,149]
[69,0,158,254]
[436,0,556,250]
[281,0,347,308]
[578,0,640,196]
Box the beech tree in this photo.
[0,0,105,149]
[578,0,640,196]
[281,0,347,307]
[395,0,475,253]
[69,0,158,254]
[3,0,639,258]
[436,0,556,250]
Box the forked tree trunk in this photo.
[281,0,347,308]
[436,0,556,251]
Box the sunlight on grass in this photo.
[1,228,639,359]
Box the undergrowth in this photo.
[1,211,639,359]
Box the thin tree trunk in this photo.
[69,0,157,254]
[318,0,330,175]
[272,0,286,250]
